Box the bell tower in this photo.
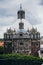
[17,4,25,29]
[17,4,25,19]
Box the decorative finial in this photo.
[20,4,22,10]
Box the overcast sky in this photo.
[0,0,43,38]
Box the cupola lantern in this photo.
[17,4,25,19]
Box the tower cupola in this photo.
[17,4,25,19]
[19,20,24,29]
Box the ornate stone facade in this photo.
[4,5,40,56]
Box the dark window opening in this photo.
[20,34,22,36]
[36,43,38,46]
[20,43,23,45]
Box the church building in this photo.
[4,5,40,56]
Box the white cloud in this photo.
[0,0,43,38]
[34,23,43,36]
[0,16,16,26]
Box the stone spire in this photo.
[20,4,22,10]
